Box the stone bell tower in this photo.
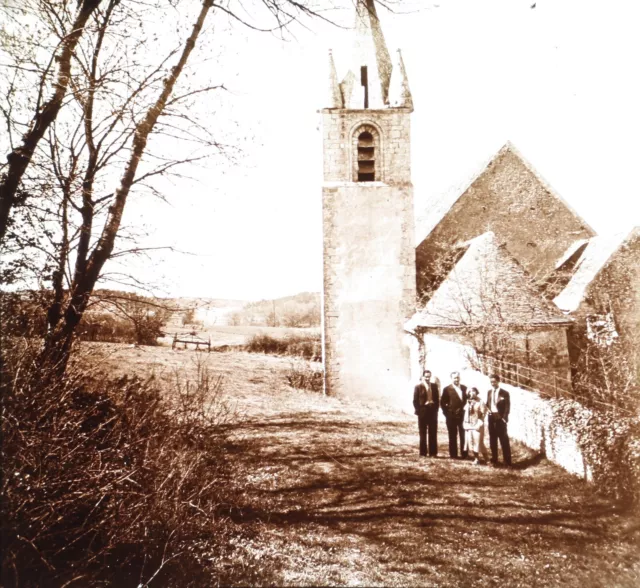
[320,0,416,399]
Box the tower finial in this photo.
[326,50,343,109]
[388,49,413,109]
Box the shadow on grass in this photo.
[223,415,629,551]
[511,452,545,470]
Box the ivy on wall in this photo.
[548,398,640,506]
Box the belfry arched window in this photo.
[352,124,381,183]
[357,131,375,182]
[351,123,382,183]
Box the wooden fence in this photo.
[473,353,632,415]
[171,333,211,352]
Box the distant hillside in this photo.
[1,289,320,331]
[165,293,322,328]
[162,297,248,327]
[230,292,321,328]
[167,297,248,309]
[86,292,250,328]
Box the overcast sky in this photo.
[121,0,640,301]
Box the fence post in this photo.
[553,373,558,398]
[515,364,519,387]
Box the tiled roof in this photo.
[552,228,640,313]
[406,232,572,331]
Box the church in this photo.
[319,0,639,402]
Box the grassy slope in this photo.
[93,344,639,587]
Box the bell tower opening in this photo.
[357,130,375,182]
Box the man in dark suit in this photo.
[440,371,468,458]
[413,369,440,457]
[486,374,511,466]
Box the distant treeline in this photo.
[1,289,172,345]
[229,292,320,328]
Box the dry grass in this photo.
[2,342,244,587]
[159,325,320,348]
[91,343,640,587]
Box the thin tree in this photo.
[28,0,351,373]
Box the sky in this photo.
[120,0,640,301]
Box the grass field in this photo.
[91,343,640,587]
[159,324,320,348]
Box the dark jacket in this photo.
[441,384,467,420]
[413,381,440,415]
[486,387,511,422]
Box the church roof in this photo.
[415,142,595,246]
[406,232,572,332]
[552,228,640,313]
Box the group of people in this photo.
[412,370,512,467]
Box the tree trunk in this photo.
[40,0,215,375]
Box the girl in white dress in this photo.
[463,387,489,464]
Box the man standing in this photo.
[486,374,512,466]
[441,371,468,458]
[413,369,440,457]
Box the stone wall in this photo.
[321,107,415,401]
[321,108,412,184]
[580,229,640,349]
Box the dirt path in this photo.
[223,362,639,587]
[95,346,639,587]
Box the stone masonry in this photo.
[320,110,416,399]
[320,1,416,400]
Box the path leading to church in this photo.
[220,354,639,587]
[96,346,638,586]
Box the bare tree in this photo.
[37,0,219,371]
[1,0,352,375]
[0,0,105,244]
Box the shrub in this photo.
[530,398,640,507]
[78,311,165,346]
[133,313,165,345]
[547,399,640,508]
[77,311,136,342]
[245,333,321,361]
[285,358,324,393]
[0,341,245,586]
[0,290,49,338]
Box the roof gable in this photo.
[415,142,595,247]
[407,232,572,331]
[415,142,597,294]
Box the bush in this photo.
[78,311,137,343]
[245,333,321,361]
[285,358,324,393]
[0,341,246,586]
[78,311,165,346]
[0,290,49,338]
[548,399,640,507]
